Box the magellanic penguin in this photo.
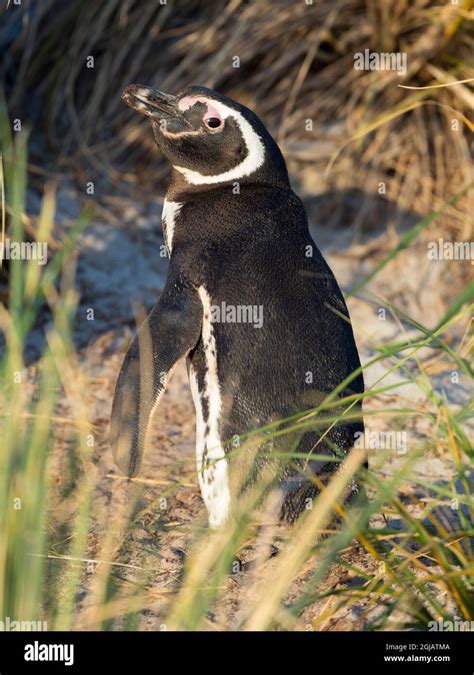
[110,84,366,528]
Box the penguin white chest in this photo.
[188,286,231,528]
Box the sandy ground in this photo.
[26,174,472,630]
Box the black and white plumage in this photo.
[110,84,365,527]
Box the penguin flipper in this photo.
[110,269,202,477]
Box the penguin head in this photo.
[122,84,289,188]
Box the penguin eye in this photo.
[205,117,222,130]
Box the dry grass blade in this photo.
[243,447,367,631]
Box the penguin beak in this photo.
[122,84,179,120]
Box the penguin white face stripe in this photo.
[191,286,231,528]
[162,199,183,254]
[174,98,266,185]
